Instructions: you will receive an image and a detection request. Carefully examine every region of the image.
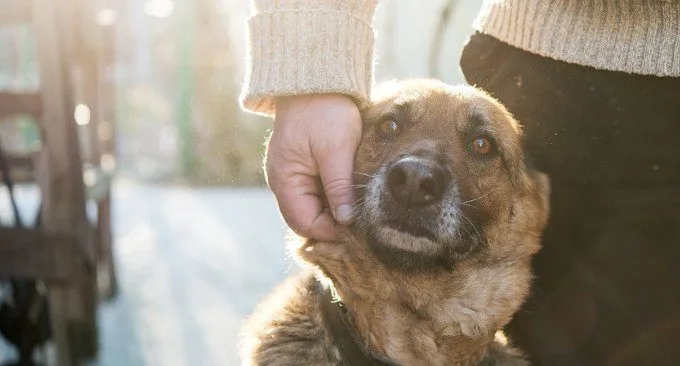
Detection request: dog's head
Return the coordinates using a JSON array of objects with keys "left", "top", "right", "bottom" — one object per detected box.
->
[
  {"left": 349, "top": 80, "right": 549, "bottom": 271},
  {"left": 295, "top": 79, "right": 550, "bottom": 285}
]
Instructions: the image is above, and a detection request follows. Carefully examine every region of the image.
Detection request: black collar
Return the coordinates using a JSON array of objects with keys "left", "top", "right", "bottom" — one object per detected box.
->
[{"left": 318, "top": 282, "right": 401, "bottom": 366}]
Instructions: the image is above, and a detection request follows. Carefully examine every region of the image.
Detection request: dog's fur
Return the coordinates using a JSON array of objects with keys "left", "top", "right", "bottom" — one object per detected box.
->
[{"left": 241, "top": 80, "right": 551, "bottom": 366}]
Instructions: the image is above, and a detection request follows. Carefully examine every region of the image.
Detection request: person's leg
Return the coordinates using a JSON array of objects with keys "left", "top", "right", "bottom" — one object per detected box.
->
[{"left": 460, "top": 33, "right": 680, "bottom": 366}]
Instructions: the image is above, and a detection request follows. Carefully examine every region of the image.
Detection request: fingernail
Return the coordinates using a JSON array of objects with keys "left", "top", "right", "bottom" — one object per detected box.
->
[{"left": 335, "top": 204, "right": 354, "bottom": 224}]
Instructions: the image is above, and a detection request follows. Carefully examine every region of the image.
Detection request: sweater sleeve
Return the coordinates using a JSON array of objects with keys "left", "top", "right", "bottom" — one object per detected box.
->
[{"left": 240, "top": 0, "right": 379, "bottom": 116}]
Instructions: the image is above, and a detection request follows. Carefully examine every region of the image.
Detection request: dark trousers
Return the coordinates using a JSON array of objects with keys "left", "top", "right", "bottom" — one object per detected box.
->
[{"left": 460, "top": 33, "right": 680, "bottom": 366}]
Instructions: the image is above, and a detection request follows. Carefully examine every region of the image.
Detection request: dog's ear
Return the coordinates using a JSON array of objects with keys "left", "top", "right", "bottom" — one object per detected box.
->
[
  {"left": 504, "top": 169, "right": 550, "bottom": 257},
  {"left": 533, "top": 171, "right": 550, "bottom": 218},
  {"left": 524, "top": 170, "right": 551, "bottom": 233},
  {"left": 478, "top": 97, "right": 533, "bottom": 192}
]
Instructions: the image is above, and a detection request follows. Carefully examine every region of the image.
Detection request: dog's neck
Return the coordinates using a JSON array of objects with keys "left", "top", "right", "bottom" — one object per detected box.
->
[{"left": 297, "top": 232, "right": 534, "bottom": 366}]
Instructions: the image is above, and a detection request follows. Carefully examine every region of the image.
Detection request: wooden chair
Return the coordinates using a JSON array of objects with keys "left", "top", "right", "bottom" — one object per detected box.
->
[{"left": 0, "top": 0, "right": 117, "bottom": 364}]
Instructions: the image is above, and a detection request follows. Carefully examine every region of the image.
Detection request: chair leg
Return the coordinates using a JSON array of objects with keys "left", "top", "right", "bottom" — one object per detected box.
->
[{"left": 97, "top": 194, "right": 118, "bottom": 301}]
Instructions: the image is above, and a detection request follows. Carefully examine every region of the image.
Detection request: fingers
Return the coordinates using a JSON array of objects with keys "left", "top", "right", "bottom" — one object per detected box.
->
[
  {"left": 311, "top": 96, "right": 362, "bottom": 225},
  {"left": 319, "top": 143, "right": 358, "bottom": 225},
  {"left": 268, "top": 170, "right": 339, "bottom": 241},
  {"left": 268, "top": 93, "right": 362, "bottom": 241}
]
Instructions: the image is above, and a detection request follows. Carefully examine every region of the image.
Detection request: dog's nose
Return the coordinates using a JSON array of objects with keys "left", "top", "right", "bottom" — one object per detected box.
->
[{"left": 387, "top": 158, "right": 446, "bottom": 207}]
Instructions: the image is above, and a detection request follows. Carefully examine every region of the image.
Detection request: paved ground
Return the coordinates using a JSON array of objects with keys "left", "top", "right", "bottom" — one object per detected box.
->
[{"left": 1, "top": 181, "right": 290, "bottom": 366}]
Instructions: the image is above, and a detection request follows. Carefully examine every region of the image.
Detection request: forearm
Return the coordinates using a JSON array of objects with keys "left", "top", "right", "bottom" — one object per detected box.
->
[{"left": 241, "top": 0, "right": 379, "bottom": 116}]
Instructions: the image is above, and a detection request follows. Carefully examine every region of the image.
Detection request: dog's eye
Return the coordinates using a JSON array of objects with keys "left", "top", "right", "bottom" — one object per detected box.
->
[
  {"left": 468, "top": 136, "right": 496, "bottom": 156},
  {"left": 376, "top": 120, "right": 400, "bottom": 137}
]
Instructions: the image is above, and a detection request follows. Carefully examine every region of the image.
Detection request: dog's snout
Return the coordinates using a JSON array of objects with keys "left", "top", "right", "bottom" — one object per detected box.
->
[{"left": 387, "top": 158, "right": 446, "bottom": 207}]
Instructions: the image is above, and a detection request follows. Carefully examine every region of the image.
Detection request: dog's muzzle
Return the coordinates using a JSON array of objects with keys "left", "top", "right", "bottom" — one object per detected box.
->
[
  {"left": 360, "top": 152, "right": 456, "bottom": 241},
  {"left": 358, "top": 152, "right": 485, "bottom": 269}
]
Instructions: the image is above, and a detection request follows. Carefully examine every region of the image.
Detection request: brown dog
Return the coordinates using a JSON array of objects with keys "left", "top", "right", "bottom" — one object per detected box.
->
[{"left": 241, "top": 80, "right": 550, "bottom": 366}]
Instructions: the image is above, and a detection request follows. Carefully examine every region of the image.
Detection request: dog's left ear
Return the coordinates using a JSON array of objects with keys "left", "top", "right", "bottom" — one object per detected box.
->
[
  {"left": 506, "top": 170, "right": 550, "bottom": 257},
  {"left": 533, "top": 171, "right": 550, "bottom": 210},
  {"left": 527, "top": 170, "right": 551, "bottom": 231}
]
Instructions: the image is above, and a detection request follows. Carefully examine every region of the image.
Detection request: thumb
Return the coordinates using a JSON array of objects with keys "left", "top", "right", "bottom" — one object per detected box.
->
[{"left": 319, "top": 145, "right": 357, "bottom": 225}]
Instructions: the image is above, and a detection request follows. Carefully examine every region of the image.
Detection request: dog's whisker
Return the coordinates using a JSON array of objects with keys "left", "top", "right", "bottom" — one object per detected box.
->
[
  {"left": 461, "top": 189, "right": 500, "bottom": 205},
  {"left": 351, "top": 208, "right": 363, "bottom": 214},
  {"left": 349, "top": 201, "right": 366, "bottom": 215},
  {"left": 461, "top": 214, "right": 482, "bottom": 240},
  {"left": 455, "top": 226, "right": 463, "bottom": 241},
  {"left": 459, "top": 220, "right": 474, "bottom": 239},
  {"left": 353, "top": 172, "right": 376, "bottom": 178},
  {"left": 352, "top": 197, "right": 366, "bottom": 204},
  {"left": 460, "top": 202, "right": 479, "bottom": 210}
]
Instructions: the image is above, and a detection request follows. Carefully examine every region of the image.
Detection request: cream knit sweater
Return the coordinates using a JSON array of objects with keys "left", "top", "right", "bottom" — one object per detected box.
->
[{"left": 242, "top": 0, "right": 680, "bottom": 115}]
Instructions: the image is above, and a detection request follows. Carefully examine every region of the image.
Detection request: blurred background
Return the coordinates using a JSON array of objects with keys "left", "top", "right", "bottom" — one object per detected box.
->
[{"left": 0, "top": 0, "right": 481, "bottom": 365}]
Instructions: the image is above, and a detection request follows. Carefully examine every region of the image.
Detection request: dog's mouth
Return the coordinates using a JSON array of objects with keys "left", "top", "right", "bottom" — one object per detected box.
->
[{"left": 384, "top": 219, "right": 437, "bottom": 241}]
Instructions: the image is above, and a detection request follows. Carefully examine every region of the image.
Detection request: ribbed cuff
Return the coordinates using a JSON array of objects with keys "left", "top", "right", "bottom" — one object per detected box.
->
[
  {"left": 241, "top": 9, "right": 375, "bottom": 116},
  {"left": 474, "top": 0, "right": 680, "bottom": 77}
]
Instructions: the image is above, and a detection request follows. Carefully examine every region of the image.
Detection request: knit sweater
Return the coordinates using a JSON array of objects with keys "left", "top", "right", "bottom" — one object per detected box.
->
[{"left": 241, "top": 0, "right": 680, "bottom": 115}]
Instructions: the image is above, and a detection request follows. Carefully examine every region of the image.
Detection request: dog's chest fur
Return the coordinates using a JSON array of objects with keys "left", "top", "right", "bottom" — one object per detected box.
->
[
  {"left": 241, "top": 273, "right": 345, "bottom": 366},
  {"left": 241, "top": 234, "right": 534, "bottom": 366}
]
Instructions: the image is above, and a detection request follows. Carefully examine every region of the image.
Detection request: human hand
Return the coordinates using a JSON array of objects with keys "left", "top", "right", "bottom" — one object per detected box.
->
[{"left": 266, "top": 94, "right": 362, "bottom": 241}]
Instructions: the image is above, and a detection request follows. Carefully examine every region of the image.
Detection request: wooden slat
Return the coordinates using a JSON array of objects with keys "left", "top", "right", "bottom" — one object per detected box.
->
[
  {"left": 96, "top": 192, "right": 117, "bottom": 300},
  {"left": 0, "top": 150, "right": 39, "bottom": 181},
  {"left": 0, "top": 148, "right": 112, "bottom": 200},
  {"left": 6, "top": 152, "right": 34, "bottom": 168},
  {"left": 0, "top": 92, "right": 42, "bottom": 118},
  {"left": 33, "top": 0, "right": 87, "bottom": 363},
  {"left": 0, "top": 152, "right": 34, "bottom": 173},
  {"left": 0, "top": 163, "right": 112, "bottom": 200},
  {"left": 0, "top": 228, "right": 85, "bottom": 281},
  {"left": 0, "top": 0, "right": 32, "bottom": 23}
]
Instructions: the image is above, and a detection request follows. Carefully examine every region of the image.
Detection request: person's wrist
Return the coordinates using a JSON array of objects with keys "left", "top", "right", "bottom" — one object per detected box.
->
[{"left": 275, "top": 94, "right": 357, "bottom": 122}]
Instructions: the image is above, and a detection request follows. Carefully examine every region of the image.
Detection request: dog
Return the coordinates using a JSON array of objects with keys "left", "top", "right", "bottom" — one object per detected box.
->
[{"left": 241, "top": 80, "right": 551, "bottom": 366}]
